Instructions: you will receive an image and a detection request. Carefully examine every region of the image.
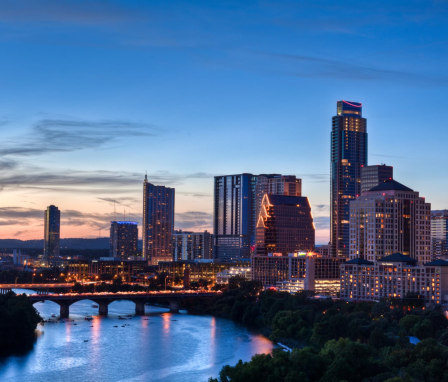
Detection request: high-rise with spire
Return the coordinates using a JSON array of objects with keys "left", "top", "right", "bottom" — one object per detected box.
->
[
  {"left": 330, "top": 100, "right": 367, "bottom": 257},
  {"left": 142, "top": 175, "right": 175, "bottom": 265}
]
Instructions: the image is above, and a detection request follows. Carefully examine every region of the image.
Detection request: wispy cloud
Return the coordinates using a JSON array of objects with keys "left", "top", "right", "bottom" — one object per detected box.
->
[
  {"left": 301, "top": 173, "right": 329, "bottom": 183},
  {"left": 258, "top": 51, "right": 448, "bottom": 85},
  {"left": 0, "top": 207, "right": 118, "bottom": 232},
  {"left": 370, "top": 153, "right": 406, "bottom": 159},
  {"left": 175, "top": 211, "right": 213, "bottom": 231},
  {"left": 0, "top": 1, "right": 144, "bottom": 25},
  {"left": 314, "top": 216, "right": 330, "bottom": 230},
  {"left": 0, "top": 118, "right": 159, "bottom": 157}
]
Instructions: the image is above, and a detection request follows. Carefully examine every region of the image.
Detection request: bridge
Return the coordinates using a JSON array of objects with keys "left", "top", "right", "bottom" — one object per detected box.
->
[
  {"left": 0, "top": 283, "right": 74, "bottom": 291},
  {"left": 27, "top": 291, "right": 219, "bottom": 318}
]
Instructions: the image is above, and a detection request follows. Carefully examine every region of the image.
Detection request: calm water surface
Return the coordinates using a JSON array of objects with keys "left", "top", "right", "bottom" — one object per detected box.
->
[{"left": 0, "top": 290, "right": 273, "bottom": 382}]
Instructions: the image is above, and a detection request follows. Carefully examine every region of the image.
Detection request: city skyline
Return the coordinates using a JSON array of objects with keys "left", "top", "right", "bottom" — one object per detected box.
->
[{"left": 0, "top": 1, "right": 447, "bottom": 243}]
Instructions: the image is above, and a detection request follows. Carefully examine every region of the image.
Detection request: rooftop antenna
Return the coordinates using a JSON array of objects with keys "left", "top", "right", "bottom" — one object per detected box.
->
[
  {"left": 123, "top": 209, "right": 126, "bottom": 221},
  {"left": 113, "top": 200, "right": 117, "bottom": 221},
  {"left": 145, "top": 170, "right": 148, "bottom": 181}
]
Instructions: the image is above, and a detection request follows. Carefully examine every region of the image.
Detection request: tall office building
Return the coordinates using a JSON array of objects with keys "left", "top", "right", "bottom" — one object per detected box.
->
[
  {"left": 349, "top": 179, "right": 431, "bottom": 264},
  {"left": 110, "top": 221, "right": 138, "bottom": 260},
  {"left": 256, "top": 194, "right": 315, "bottom": 255},
  {"left": 330, "top": 100, "right": 367, "bottom": 257},
  {"left": 214, "top": 174, "right": 258, "bottom": 262},
  {"left": 431, "top": 210, "right": 448, "bottom": 259},
  {"left": 142, "top": 175, "right": 175, "bottom": 265},
  {"left": 361, "top": 164, "right": 393, "bottom": 193},
  {"left": 44, "top": 205, "right": 60, "bottom": 266},
  {"left": 173, "top": 230, "right": 213, "bottom": 261},
  {"left": 214, "top": 173, "right": 302, "bottom": 262},
  {"left": 255, "top": 174, "right": 301, "bottom": 225}
]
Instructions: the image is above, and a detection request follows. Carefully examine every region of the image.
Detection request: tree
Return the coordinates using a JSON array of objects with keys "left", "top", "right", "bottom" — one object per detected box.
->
[{"left": 0, "top": 292, "right": 42, "bottom": 356}]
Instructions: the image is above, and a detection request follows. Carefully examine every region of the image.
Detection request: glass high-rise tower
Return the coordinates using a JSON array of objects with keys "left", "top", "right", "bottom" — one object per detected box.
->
[
  {"left": 214, "top": 174, "right": 258, "bottom": 262},
  {"left": 330, "top": 100, "right": 367, "bottom": 257},
  {"left": 44, "top": 205, "right": 60, "bottom": 266},
  {"left": 142, "top": 175, "right": 175, "bottom": 265}
]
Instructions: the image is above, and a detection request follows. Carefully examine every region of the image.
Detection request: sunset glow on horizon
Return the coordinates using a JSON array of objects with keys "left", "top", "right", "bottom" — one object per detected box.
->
[{"left": 0, "top": 1, "right": 447, "bottom": 244}]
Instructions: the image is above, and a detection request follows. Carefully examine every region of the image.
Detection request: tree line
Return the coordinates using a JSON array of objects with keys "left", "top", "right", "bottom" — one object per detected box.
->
[
  {"left": 0, "top": 292, "right": 42, "bottom": 357},
  {"left": 203, "top": 278, "right": 448, "bottom": 382}
]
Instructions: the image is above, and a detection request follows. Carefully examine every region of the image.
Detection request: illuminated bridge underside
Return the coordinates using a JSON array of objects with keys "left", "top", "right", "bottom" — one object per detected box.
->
[{"left": 28, "top": 292, "right": 217, "bottom": 319}]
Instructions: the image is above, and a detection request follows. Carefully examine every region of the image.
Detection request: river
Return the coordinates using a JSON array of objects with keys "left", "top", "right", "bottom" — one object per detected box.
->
[{"left": 0, "top": 290, "right": 273, "bottom": 382}]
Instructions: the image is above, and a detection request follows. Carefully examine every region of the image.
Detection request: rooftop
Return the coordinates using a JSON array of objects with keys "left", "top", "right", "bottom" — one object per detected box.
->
[
  {"left": 268, "top": 195, "right": 309, "bottom": 206},
  {"left": 424, "top": 259, "right": 448, "bottom": 267},
  {"left": 368, "top": 179, "right": 413, "bottom": 192},
  {"left": 378, "top": 253, "right": 416, "bottom": 265},
  {"left": 345, "top": 258, "right": 374, "bottom": 265}
]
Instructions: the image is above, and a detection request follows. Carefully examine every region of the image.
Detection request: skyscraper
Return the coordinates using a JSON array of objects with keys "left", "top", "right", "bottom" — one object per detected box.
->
[
  {"left": 255, "top": 174, "right": 302, "bottom": 225},
  {"left": 431, "top": 210, "right": 448, "bottom": 259},
  {"left": 142, "top": 176, "right": 175, "bottom": 265},
  {"left": 110, "top": 221, "right": 138, "bottom": 260},
  {"left": 256, "top": 194, "right": 315, "bottom": 255},
  {"left": 214, "top": 174, "right": 258, "bottom": 262},
  {"left": 349, "top": 179, "right": 431, "bottom": 264},
  {"left": 330, "top": 100, "right": 367, "bottom": 257},
  {"left": 214, "top": 173, "right": 304, "bottom": 262},
  {"left": 360, "top": 164, "right": 393, "bottom": 194},
  {"left": 44, "top": 205, "right": 60, "bottom": 266}
]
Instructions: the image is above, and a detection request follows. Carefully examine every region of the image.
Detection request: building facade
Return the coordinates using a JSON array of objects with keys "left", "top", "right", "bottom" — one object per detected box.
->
[
  {"left": 110, "top": 221, "right": 138, "bottom": 260},
  {"left": 142, "top": 175, "right": 175, "bottom": 265},
  {"left": 361, "top": 164, "right": 393, "bottom": 194},
  {"left": 251, "top": 253, "right": 343, "bottom": 295},
  {"left": 340, "top": 254, "right": 448, "bottom": 304},
  {"left": 256, "top": 194, "right": 315, "bottom": 255},
  {"left": 158, "top": 260, "right": 249, "bottom": 286},
  {"left": 255, "top": 174, "right": 302, "bottom": 221},
  {"left": 214, "top": 174, "right": 258, "bottom": 262},
  {"left": 431, "top": 210, "right": 448, "bottom": 259},
  {"left": 173, "top": 230, "right": 213, "bottom": 261},
  {"left": 44, "top": 205, "right": 60, "bottom": 266},
  {"left": 68, "top": 260, "right": 147, "bottom": 282},
  {"left": 349, "top": 179, "right": 431, "bottom": 264},
  {"left": 330, "top": 100, "right": 367, "bottom": 257},
  {"left": 214, "top": 173, "right": 303, "bottom": 262}
]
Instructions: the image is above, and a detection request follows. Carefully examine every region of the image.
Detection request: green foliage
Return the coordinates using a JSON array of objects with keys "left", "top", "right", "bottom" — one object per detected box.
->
[
  {"left": 208, "top": 289, "right": 448, "bottom": 382},
  {"left": 0, "top": 292, "right": 42, "bottom": 356},
  {"left": 270, "top": 310, "right": 310, "bottom": 343}
]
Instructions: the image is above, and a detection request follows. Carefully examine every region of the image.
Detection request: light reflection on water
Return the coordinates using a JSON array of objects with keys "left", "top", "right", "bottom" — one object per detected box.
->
[{"left": 0, "top": 290, "right": 273, "bottom": 382}]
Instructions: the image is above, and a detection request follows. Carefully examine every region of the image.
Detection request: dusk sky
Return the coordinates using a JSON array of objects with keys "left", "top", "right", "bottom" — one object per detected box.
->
[{"left": 0, "top": 0, "right": 447, "bottom": 243}]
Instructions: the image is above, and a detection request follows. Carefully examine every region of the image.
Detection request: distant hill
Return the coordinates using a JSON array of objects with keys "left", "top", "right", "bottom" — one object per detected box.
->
[{"left": 0, "top": 238, "right": 109, "bottom": 250}]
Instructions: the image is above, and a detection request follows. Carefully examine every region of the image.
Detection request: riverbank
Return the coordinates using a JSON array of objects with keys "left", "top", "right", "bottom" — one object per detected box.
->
[
  {"left": 0, "top": 299, "right": 273, "bottom": 382},
  {"left": 0, "top": 292, "right": 42, "bottom": 357},
  {"left": 201, "top": 285, "right": 448, "bottom": 381}
]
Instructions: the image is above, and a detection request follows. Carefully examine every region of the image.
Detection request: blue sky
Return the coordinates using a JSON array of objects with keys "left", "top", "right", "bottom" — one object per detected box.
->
[{"left": 0, "top": 0, "right": 447, "bottom": 242}]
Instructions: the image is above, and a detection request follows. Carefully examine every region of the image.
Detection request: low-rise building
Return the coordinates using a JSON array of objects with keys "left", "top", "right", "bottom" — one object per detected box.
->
[
  {"left": 67, "top": 260, "right": 147, "bottom": 282},
  {"left": 340, "top": 253, "right": 448, "bottom": 304},
  {"left": 215, "top": 266, "right": 251, "bottom": 284},
  {"left": 158, "top": 260, "right": 250, "bottom": 286},
  {"left": 251, "top": 253, "right": 344, "bottom": 296},
  {"left": 173, "top": 230, "right": 213, "bottom": 261}
]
